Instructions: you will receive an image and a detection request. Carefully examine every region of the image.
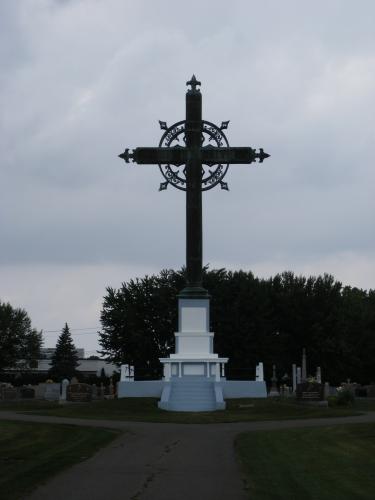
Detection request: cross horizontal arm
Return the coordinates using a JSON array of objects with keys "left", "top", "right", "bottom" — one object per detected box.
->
[
  {"left": 119, "top": 147, "right": 187, "bottom": 165},
  {"left": 119, "top": 146, "right": 270, "bottom": 166},
  {"left": 201, "top": 147, "right": 269, "bottom": 165}
]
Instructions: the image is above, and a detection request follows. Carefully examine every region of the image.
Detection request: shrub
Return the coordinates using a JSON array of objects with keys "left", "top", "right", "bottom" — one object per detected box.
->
[
  {"left": 336, "top": 387, "right": 355, "bottom": 406},
  {"left": 327, "top": 396, "right": 338, "bottom": 407}
]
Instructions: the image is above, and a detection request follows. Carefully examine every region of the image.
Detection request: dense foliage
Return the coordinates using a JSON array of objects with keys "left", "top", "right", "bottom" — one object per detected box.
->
[
  {"left": 0, "top": 301, "right": 42, "bottom": 372},
  {"left": 49, "top": 323, "right": 79, "bottom": 381},
  {"left": 99, "top": 269, "right": 375, "bottom": 384}
]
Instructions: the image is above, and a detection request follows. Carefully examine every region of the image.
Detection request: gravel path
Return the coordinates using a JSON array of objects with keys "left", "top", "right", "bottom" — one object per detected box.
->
[{"left": 1, "top": 411, "right": 375, "bottom": 500}]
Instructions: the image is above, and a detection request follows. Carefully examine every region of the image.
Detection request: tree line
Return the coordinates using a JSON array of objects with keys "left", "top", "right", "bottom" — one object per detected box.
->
[
  {"left": 99, "top": 268, "right": 375, "bottom": 385},
  {"left": 2, "top": 269, "right": 374, "bottom": 386},
  {"left": 0, "top": 301, "right": 42, "bottom": 372},
  {"left": 0, "top": 302, "right": 79, "bottom": 381}
]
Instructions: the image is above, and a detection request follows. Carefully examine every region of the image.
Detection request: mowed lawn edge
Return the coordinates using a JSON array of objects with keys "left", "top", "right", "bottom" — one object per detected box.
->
[
  {"left": 235, "top": 423, "right": 375, "bottom": 500},
  {"left": 0, "top": 397, "right": 368, "bottom": 423},
  {"left": 0, "top": 420, "right": 121, "bottom": 500}
]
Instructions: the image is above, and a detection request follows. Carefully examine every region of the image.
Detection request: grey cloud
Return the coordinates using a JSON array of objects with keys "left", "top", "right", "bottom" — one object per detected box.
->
[{"left": 1, "top": 1, "right": 374, "bottom": 345}]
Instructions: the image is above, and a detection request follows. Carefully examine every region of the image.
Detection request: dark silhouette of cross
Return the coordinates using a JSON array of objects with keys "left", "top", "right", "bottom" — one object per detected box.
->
[{"left": 119, "top": 76, "right": 269, "bottom": 298}]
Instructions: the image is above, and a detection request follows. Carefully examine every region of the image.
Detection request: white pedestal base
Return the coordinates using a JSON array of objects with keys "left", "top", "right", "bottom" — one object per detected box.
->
[{"left": 159, "top": 297, "right": 228, "bottom": 411}]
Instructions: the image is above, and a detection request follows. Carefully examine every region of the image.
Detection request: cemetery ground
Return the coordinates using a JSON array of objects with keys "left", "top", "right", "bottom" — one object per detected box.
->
[
  {"left": 236, "top": 423, "right": 375, "bottom": 500},
  {"left": 0, "top": 420, "right": 120, "bottom": 500},
  {"left": 1, "top": 399, "right": 375, "bottom": 499},
  {"left": 1, "top": 396, "right": 375, "bottom": 423}
]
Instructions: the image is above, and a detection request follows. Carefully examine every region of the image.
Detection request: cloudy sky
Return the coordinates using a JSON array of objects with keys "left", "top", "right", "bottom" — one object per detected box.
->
[{"left": 1, "top": 0, "right": 374, "bottom": 355}]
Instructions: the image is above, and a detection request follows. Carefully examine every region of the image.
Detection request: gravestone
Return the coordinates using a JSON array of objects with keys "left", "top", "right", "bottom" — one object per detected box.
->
[
  {"left": 60, "top": 379, "right": 69, "bottom": 401},
  {"left": 34, "top": 383, "right": 48, "bottom": 399},
  {"left": 296, "top": 381, "right": 323, "bottom": 401},
  {"left": 269, "top": 365, "right": 280, "bottom": 397},
  {"left": 104, "top": 379, "right": 115, "bottom": 400},
  {"left": 255, "top": 362, "right": 264, "bottom": 381},
  {"left": 292, "top": 364, "right": 297, "bottom": 393},
  {"left": 91, "top": 384, "right": 98, "bottom": 399},
  {"left": 120, "top": 364, "right": 135, "bottom": 382},
  {"left": 323, "top": 381, "right": 330, "bottom": 399},
  {"left": 2, "top": 386, "right": 17, "bottom": 400},
  {"left": 99, "top": 382, "right": 105, "bottom": 399},
  {"left": 0, "top": 383, "right": 6, "bottom": 399},
  {"left": 45, "top": 383, "right": 60, "bottom": 400},
  {"left": 296, "top": 366, "right": 301, "bottom": 384},
  {"left": 20, "top": 386, "right": 35, "bottom": 399},
  {"left": 301, "top": 348, "right": 307, "bottom": 382},
  {"left": 67, "top": 383, "right": 92, "bottom": 402}
]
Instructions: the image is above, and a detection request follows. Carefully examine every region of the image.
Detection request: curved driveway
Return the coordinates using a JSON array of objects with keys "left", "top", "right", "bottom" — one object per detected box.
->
[{"left": 1, "top": 411, "right": 375, "bottom": 500}]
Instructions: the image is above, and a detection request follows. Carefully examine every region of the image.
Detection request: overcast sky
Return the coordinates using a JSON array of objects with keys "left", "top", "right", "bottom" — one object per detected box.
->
[{"left": 1, "top": 0, "right": 374, "bottom": 355}]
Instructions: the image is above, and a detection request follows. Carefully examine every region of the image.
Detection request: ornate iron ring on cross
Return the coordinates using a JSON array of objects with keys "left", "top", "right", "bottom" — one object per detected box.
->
[{"left": 157, "top": 119, "right": 230, "bottom": 192}]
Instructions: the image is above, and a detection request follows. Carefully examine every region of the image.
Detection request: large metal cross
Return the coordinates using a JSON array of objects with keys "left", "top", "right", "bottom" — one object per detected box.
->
[{"left": 119, "top": 75, "right": 270, "bottom": 298}]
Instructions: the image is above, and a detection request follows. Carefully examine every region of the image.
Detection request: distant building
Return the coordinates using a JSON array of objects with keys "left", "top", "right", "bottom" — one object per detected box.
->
[
  {"left": 5, "top": 350, "right": 118, "bottom": 378},
  {"left": 35, "top": 358, "right": 117, "bottom": 377},
  {"left": 40, "top": 347, "right": 85, "bottom": 359}
]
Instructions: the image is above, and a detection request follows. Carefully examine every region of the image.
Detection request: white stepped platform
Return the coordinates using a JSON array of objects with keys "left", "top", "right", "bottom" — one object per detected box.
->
[
  {"left": 158, "top": 377, "right": 225, "bottom": 412},
  {"left": 158, "top": 297, "right": 228, "bottom": 411}
]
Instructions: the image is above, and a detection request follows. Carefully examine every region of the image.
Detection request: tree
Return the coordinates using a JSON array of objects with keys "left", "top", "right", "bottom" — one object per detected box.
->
[
  {"left": 0, "top": 300, "right": 42, "bottom": 372},
  {"left": 99, "top": 268, "right": 375, "bottom": 384},
  {"left": 99, "top": 269, "right": 184, "bottom": 378},
  {"left": 49, "top": 323, "right": 79, "bottom": 381}
]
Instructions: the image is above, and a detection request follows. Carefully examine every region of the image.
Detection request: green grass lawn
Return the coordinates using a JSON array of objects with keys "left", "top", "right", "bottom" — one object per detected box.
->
[
  {"left": 235, "top": 423, "right": 375, "bottom": 500},
  {"left": 0, "top": 420, "right": 121, "bottom": 500},
  {"left": 0, "top": 397, "right": 366, "bottom": 423}
]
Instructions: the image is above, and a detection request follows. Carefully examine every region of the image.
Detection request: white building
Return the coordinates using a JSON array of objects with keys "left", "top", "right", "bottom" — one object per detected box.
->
[
  {"left": 36, "top": 358, "right": 118, "bottom": 377},
  {"left": 40, "top": 347, "right": 85, "bottom": 359}
]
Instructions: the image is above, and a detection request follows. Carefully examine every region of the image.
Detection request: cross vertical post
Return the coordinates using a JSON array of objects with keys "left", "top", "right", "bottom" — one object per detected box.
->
[{"left": 182, "top": 76, "right": 207, "bottom": 297}]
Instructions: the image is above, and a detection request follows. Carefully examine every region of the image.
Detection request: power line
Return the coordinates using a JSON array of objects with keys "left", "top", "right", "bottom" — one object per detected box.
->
[
  {"left": 43, "top": 331, "right": 101, "bottom": 336},
  {"left": 43, "top": 327, "right": 100, "bottom": 333}
]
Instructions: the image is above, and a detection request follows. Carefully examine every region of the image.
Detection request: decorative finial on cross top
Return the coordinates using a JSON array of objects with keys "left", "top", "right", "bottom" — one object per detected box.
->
[{"left": 186, "top": 74, "right": 201, "bottom": 92}]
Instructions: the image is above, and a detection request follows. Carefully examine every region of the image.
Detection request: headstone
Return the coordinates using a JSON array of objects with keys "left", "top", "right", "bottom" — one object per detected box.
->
[
  {"left": 280, "top": 385, "right": 292, "bottom": 397},
  {"left": 20, "top": 386, "right": 35, "bottom": 399},
  {"left": 296, "top": 381, "right": 323, "bottom": 401},
  {"left": 120, "top": 364, "right": 135, "bottom": 382},
  {"left": 316, "top": 366, "right": 322, "bottom": 384},
  {"left": 60, "top": 379, "right": 69, "bottom": 400},
  {"left": 301, "top": 348, "right": 307, "bottom": 382},
  {"left": 2, "top": 386, "right": 17, "bottom": 400},
  {"left": 67, "top": 383, "right": 92, "bottom": 402},
  {"left": 109, "top": 378, "right": 114, "bottom": 395},
  {"left": 91, "top": 384, "right": 98, "bottom": 399},
  {"left": 100, "top": 382, "right": 105, "bottom": 399},
  {"left": 292, "top": 364, "right": 297, "bottom": 392},
  {"left": 45, "top": 383, "right": 61, "bottom": 401},
  {"left": 269, "top": 364, "right": 280, "bottom": 397},
  {"left": 104, "top": 378, "right": 115, "bottom": 399},
  {"left": 296, "top": 366, "right": 301, "bottom": 384},
  {"left": 255, "top": 362, "right": 264, "bottom": 381},
  {"left": 323, "top": 381, "right": 330, "bottom": 399},
  {"left": 33, "top": 383, "right": 47, "bottom": 399}
]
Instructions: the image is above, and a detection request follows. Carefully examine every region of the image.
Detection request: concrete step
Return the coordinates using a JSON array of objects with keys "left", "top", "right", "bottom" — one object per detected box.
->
[{"left": 167, "top": 377, "right": 217, "bottom": 411}]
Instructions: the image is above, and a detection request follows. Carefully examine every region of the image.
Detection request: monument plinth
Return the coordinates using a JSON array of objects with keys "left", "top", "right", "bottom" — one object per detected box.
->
[
  {"left": 159, "top": 297, "right": 228, "bottom": 382},
  {"left": 118, "top": 76, "right": 269, "bottom": 410}
]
